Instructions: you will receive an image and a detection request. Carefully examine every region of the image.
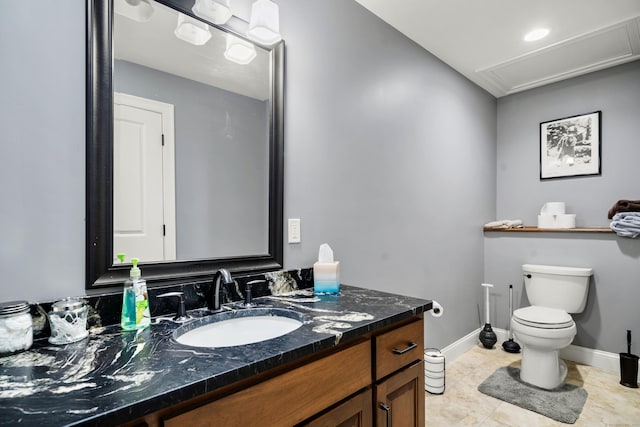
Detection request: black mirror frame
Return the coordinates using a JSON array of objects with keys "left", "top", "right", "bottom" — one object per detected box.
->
[{"left": 86, "top": 0, "right": 284, "bottom": 288}]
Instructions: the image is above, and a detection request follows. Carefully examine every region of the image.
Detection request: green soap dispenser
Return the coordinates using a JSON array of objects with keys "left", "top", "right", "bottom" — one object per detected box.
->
[{"left": 121, "top": 257, "right": 151, "bottom": 331}]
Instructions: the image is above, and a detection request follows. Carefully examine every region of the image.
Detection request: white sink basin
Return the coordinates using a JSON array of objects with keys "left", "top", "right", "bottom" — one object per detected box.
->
[{"left": 174, "top": 308, "right": 304, "bottom": 348}]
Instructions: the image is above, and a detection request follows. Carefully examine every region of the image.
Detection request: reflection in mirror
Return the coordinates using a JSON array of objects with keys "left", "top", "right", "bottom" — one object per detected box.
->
[
  {"left": 113, "top": 0, "right": 269, "bottom": 263},
  {"left": 86, "top": 0, "right": 283, "bottom": 288}
]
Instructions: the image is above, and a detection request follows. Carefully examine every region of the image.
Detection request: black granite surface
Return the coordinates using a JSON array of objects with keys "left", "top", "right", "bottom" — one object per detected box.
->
[{"left": 0, "top": 277, "right": 430, "bottom": 426}]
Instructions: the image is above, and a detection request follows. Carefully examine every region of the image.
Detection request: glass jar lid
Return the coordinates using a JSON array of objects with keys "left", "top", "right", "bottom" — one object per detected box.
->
[
  {"left": 0, "top": 300, "right": 30, "bottom": 316},
  {"left": 51, "top": 297, "right": 85, "bottom": 312}
]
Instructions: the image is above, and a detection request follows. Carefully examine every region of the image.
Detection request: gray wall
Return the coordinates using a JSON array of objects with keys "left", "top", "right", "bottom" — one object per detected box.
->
[
  {"left": 486, "top": 60, "right": 640, "bottom": 354},
  {"left": 0, "top": 0, "right": 85, "bottom": 302},
  {"left": 114, "top": 60, "right": 269, "bottom": 259},
  {"left": 279, "top": 0, "right": 497, "bottom": 349},
  {"left": 1, "top": 0, "right": 497, "bottom": 350}
]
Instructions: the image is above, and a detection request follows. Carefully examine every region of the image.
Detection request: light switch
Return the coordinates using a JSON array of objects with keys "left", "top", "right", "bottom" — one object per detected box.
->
[{"left": 288, "top": 218, "right": 301, "bottom": 243}]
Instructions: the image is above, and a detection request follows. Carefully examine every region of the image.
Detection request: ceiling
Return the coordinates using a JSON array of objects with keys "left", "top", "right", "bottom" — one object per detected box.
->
[
  {"left": 114, "top": 0, "right": 270, "bottom": 100},
  {"left": 354, "top": 0, "right": 640, "bottom": 97}
]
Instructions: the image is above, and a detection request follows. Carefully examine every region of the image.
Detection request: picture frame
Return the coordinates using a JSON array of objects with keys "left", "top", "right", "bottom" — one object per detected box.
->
[{"left": 540, "top": 111, "right": 601, "bottom": 180}]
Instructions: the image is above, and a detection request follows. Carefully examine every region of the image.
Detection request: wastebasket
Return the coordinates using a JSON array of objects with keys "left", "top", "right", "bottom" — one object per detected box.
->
[{"left": 424, "top": 348, "right": 445, "bottom": 394}]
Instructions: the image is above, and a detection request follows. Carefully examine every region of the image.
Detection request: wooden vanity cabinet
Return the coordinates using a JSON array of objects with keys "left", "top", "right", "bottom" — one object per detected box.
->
[
  {"left": 125, "top": 316, "right": 425, "bottom": 427},
  {"left": 163, "top": 341, "right": 371, "bottom": 427}
]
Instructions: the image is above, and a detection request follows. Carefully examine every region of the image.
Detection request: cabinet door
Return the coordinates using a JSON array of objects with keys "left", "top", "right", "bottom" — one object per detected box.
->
[
  {"left": 375, "top": 361, "right": 425, "bottom": 427},
  {"left": 303, "top": 388, "right": 372, "bottom": 427}
]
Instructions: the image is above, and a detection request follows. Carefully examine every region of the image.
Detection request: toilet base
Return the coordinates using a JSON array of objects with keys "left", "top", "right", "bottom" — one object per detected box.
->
[{"left": 520, "top": 347, "right": 568, "bottom": 389}]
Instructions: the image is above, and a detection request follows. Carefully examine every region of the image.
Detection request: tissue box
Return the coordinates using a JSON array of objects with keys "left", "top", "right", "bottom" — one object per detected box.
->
[{"left": 313, "top": 261, "right": 340, "bottom": 294}]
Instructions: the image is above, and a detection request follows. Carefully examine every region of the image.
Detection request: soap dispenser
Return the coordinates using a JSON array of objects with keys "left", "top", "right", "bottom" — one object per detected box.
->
[{"left": 121, "top": 257, "right": 151, "bottom": 331}]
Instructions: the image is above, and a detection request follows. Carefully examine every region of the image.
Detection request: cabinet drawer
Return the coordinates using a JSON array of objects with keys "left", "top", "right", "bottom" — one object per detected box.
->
[
  {"left": 375, "top": 318, "right": 424, "bottom": 380},
  {"left": 163, "top": 340, "right": 371, "bottom": 427}
]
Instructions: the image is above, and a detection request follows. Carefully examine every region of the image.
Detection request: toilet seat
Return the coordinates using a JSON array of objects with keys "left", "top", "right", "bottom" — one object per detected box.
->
[{"left": 513, "top": 306, "right": 573, "bottom": 329}]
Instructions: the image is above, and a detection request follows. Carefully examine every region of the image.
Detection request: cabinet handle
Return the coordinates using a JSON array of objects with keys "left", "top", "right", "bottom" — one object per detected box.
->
[
  {"left": 379, "top": 402, "right": 391, "bottom": 427},
  {"left": 392, "top": 341, "right": 417, "bottom": 355}
]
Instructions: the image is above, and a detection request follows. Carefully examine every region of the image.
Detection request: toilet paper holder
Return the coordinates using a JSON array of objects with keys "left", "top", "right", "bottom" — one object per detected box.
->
[{"left": 430, "top": 300, "right": 444, "bottom": 318}]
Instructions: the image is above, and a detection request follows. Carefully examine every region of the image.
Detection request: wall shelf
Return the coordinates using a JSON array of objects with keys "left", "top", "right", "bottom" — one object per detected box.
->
[{"left": 483, "top": 226, "right": 613, "bottom": 233}]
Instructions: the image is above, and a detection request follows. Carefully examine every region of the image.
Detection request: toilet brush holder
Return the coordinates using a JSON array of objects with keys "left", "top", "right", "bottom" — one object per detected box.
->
[
  {"left": 620, "top": 329, "right": 638, "bottom": 388},
  {"left": 620, "top": 353, "right": 639, "bottom": 388}
]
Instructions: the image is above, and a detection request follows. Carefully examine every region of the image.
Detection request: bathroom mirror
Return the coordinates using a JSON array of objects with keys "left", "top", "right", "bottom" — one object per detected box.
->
[{"left": 87, "top": 0, "right": 284, "bottom": 288}]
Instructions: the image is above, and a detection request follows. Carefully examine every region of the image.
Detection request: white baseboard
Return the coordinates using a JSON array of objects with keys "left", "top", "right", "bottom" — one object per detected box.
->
[
  {"left": 438, "top": 328, "right": 481, "bottom": 361},
  {"left": 438, "top": 327, "right": 508, "bottom": 362},
  {"left": 560, "top": 344, "right": 622, "bottom": 373},
  {"left": 437, "top": 327, "right": 624, "bottom": 373}
]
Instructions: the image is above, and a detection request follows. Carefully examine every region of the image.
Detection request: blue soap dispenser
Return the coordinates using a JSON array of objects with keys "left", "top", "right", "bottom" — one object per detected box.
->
[{"left": 121, "top": 257, "right": 151, "bottom": 331}]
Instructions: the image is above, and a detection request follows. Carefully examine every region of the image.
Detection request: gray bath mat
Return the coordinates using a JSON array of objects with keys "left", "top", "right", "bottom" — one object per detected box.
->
[{"left": 478, "top": 366, "right": 588, "bottom": 424}]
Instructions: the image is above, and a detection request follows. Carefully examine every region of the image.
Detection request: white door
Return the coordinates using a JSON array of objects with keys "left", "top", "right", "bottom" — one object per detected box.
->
[{"left": 114, "top": 93, "right": 176, "bottom": 262}]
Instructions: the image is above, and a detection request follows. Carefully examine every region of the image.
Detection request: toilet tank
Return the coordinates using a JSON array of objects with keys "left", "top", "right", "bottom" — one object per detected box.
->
[{"left": 522, "top": 264, "right": 592, "bottom": 313}]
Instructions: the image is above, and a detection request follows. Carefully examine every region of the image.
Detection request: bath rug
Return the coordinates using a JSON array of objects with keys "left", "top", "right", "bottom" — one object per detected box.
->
[{"left": 477, "top": 366, "right": 588, "bottom": 424}]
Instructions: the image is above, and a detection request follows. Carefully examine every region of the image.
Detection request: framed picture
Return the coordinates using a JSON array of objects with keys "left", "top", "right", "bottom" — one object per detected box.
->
[{"left": 540, "top": 111, "right": 601, "bottom": 180}]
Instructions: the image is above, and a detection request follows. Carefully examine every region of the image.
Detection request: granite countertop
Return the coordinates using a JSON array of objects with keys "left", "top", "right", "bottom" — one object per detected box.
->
[{"left": 0, "top": 285, "right": 431, "bottom": 426}]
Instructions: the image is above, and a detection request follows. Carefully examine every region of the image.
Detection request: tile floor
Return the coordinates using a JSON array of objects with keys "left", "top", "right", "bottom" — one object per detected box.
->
[{"left": 425, "top": 344, "right": 640, "bottom": 426}]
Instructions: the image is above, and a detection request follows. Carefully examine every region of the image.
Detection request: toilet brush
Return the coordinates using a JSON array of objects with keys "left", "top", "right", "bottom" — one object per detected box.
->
[
  {"left": 502, "top": 284, "right": 521, "bottom": 353},
  {"left": 479, "top": 283, "right": 497, "bottom": 349},
  {"left": 620, "top": 330, "right": 639, "bottom": 388}
]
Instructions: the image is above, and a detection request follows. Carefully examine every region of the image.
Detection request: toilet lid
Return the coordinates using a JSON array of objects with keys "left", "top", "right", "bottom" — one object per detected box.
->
[{"left": 513, "top": 306, "right": 574, "bottom": 329}]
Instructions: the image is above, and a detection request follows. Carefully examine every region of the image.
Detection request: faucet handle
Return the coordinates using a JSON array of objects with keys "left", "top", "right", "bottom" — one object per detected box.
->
[
  {"left": 242, "top": 283, "right": 254, "bottom": 308},
  {"left": 157, "top": 291, "right": 191, "bottom": 322}
]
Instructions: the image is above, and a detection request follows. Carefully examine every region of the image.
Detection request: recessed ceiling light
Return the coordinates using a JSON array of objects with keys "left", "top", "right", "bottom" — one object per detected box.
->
[{"left": 524, "top": 28, "right": 550, "bottom": 42}]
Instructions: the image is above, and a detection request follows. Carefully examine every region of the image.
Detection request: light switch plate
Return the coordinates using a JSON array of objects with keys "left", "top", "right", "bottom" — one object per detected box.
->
[{"left": 288, "top": 218, "right": 301, "bottom": 243}]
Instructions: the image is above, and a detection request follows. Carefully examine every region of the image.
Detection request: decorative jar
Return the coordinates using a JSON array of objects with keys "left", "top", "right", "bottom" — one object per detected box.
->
[
  {"left": 0, "top": 301, "right": 33, "bottom": 355},
  {"left": 48, "top": 297, "right": 89, "bottom": 345}
]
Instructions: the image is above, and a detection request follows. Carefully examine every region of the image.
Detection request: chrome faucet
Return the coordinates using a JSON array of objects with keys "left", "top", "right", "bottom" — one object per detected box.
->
[{"left": 211, "top": 268, "right": 233, "bottom": 311}]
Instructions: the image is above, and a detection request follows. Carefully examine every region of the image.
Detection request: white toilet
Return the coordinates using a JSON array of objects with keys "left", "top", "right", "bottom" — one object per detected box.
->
[{"left": 511, "top": 264, "right": 592, "bottom": 389}]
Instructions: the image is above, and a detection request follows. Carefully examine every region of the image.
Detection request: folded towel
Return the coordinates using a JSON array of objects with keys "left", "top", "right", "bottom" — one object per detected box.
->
[
  {"left": 610, "top": 212, "right": 640, "bottom": 238},
  {"left": 608, "top": 199, "right": 640, "bottom": 219},
  {"left": 484, "top": 219, "right": 524, "bottom": 229}
]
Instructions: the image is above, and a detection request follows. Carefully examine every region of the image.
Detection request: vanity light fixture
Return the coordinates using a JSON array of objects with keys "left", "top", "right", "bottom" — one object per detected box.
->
[
  {"left": 192, "top": 0, "right": 232, "bottom": 25},
  {"left": 114, "top": 0, "right": 154, "bottom": 22},
  {"left": 524, "top": 28, "right": 550, "bottom": 42},
  {"left": 247, "top": 0, "right": 282, "bottom": 45},
  {"left": 174, "top": 13, "right": 212, "bottom": 45},
  {"left": 224, "top": 34, "right": 257, "bottom": 65}
]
